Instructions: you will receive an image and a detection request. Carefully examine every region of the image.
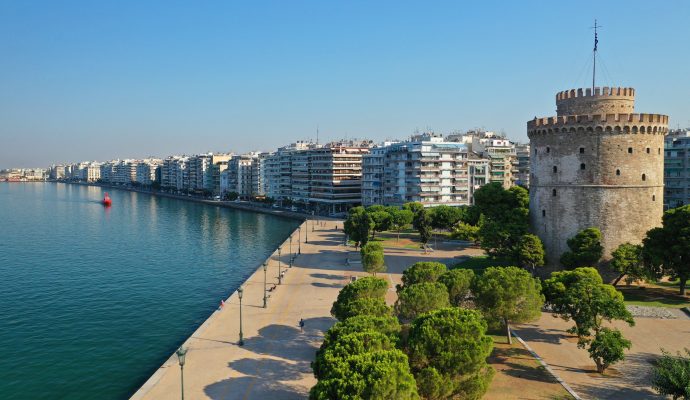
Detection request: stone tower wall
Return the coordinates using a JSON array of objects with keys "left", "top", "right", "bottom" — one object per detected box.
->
[
  {"left": 528, "top": 88, "right": 668, "bottom": 266},
  {"left": 556, "top": 87, "right": 635, "bottom": 115}
]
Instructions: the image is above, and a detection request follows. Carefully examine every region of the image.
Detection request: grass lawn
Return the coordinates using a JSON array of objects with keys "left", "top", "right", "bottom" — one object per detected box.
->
[
  {"left": 451, "top": 255, "right": 514, "bottom": 272},
  {"left": 618, "top": 284, "right": 690, "bottom": 309},
  {"left": 485, "top": 334, "right": 574, "bottom": 400}
]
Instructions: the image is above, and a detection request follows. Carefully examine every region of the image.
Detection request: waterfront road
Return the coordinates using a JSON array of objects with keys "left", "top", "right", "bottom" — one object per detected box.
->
[{"left": 132, "top": 219, "right": 481, "bottom": 400}]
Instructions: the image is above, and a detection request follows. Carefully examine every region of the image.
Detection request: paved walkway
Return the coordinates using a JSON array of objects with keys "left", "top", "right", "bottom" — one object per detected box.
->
[
  {"left": 131, "top": 220, "right": 477, "bottom": 400},
  {"left": 515, "top": 312, "right": 690, "bottom": 399}
]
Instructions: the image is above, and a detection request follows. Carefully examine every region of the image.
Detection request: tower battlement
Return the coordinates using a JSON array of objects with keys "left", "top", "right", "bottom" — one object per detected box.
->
[
  {"left": 556, "top": 87, "right": 635, "bottom": 116},
  {"left": 528, "top": 113, "right": 669, "bottom": 130}
]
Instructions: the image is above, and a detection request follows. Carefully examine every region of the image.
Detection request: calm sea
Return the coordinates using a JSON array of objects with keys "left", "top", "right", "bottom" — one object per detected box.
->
[{"left": 0, "top": 183, "right": 300, "bottom": 399}]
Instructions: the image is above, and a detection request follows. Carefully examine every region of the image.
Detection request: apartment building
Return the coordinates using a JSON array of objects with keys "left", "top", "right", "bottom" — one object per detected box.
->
[
  {"left": 664, "top": 129, "right": 690, "bottom": 209},
  {"left": 375, "top": 134, "right": 489, "bottom": 207}
]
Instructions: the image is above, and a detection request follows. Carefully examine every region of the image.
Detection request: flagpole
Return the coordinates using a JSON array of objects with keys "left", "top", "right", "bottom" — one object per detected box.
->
[{"left": 592, "top": 19, "right": 598, "bottom": 92}]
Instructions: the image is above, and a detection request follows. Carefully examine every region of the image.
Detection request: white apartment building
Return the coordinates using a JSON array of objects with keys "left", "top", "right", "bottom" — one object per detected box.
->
[{"left": 361, "top": 134, "right": 490, "bottom": 207}]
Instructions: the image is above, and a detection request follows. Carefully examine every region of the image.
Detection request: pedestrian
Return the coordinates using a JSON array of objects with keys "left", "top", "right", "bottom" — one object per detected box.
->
[
  {"left": 219, "top": 299, "right": 225, "bottom": 310},
  {"left": 299, "top": 318, "right": 305, "bottom": 332}
]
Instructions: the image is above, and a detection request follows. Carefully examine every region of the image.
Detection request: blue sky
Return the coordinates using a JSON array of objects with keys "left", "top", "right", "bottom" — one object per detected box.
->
[{"left": 1, "top": 1, "right": 688, "bottom": 168}]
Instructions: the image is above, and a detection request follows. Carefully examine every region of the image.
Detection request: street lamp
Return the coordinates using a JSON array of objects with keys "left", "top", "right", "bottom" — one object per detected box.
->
[
  {"left": 298, "top": 226, "right": 302, "bottom": 255},
  {"left": 277, "top": 247, "right": 282, "bottom": 285},
  {"left": 305, "top": 222, "right": 309, "bottom": 244},
  {"left": 289, "top": 234, "right": 293, "bottom": 258},
  {"left": 176, "top": 346, "right": 188, "bottom": 400},
  {"left": 237, "top": 287, "right": 244, "bottom": 346},
  {"left": 262, "top": 261, "right": 268, "bottom": 308}
]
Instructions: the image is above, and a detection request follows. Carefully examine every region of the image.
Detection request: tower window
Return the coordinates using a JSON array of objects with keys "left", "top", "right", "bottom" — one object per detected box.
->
[
  {"left": 628, "top": 147, "right": 633, "bottom": 154},
  {"left": 579, "top": 147, "right": 585, "bottom": 154},
  {"left": 552, "top": 189, "right": 557, "bottom": 197},
  {"left": 580, "top": 163, "right": 586, "bottom": 170},
  {"left": 534, "top": 148, "right": 538, "bottom": 155},
  {"left": 642, "top": 173, "right": 646, "bottom": 181},
  {"left": 546, "top": 147, "right": 550, "bottom": 153},
  {"left": 659, "top": 148, "right": 661, "bottom": 154},
  {"left": 646, "top": 147, "right": 650, "bottom": 154},
  {"left": 652, "top": 195, "right": 656, "bottom": 201},
  {"left": 542, "top": 209, "right": 546, "bottom": 217},
  {"left": 616, "top": 169, "right": 621, "bottom": 176},
  {"left": 553, "top": 166, "right": 558, "bottom": 173}
]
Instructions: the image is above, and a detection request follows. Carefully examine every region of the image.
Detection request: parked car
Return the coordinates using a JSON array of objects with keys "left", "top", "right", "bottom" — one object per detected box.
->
[
  {"left": 272, "top": 204, "right": 280, "bottom": 208},
  {"left": 290, "top": 206, "right": 298, "bottom": 212}
]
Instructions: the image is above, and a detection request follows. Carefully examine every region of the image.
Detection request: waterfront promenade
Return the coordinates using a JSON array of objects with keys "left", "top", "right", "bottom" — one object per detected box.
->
[{"left": 132, "top": 219, "right": 477, "bottom": 399}]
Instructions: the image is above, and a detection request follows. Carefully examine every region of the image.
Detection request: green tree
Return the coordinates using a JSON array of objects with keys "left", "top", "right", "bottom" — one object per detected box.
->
[
  {"left": 403, "top": 201, "right": 424, "bottom": 216},
  {"left": 313, "top": 330, "right": 396, "bottom": 379},
  {"left": 542, "top": 267, "right": 634, "bottom": 346},
  {"left": 309, "top": 349, "right": 419, "bottom": 400},
  {"left": 344, "top": 207, "right": 373, "bottom": 248},
  {"left": 560, "top": 227, "right": 604, "bottom": 269},
  {"left": 429, "top": 205, "right": 463, "bottom": 231},
  {"left": 652, "top": 348, "right": 690, "bottom": 399},
  {"left": 451, "top": 222, "right": 481, "bottom": 242},
  {"left": 516, "top": 234, "right": 546, "bottom": 274},
  {"left": 587, "top": 327, "right": 632, "bottom": 373},
  {"left": 333, "top": 297, "right": 392, "bottom": 321},
  {"left": 363, "top": 250, "right": 386, "bottom": 276},
  {"left": 413, "top": 208, "right": 433, "bottom": 247},
  {"left": 400, "top": 261, "right": 447, "bottom": 287},
  {"left": 369, "top": 210, "right": 393, "bottom": 239},
  {"left": 472, "top": 266, "right": 544, "bottom": 344},
  {"left": 360, "top": 241, "right": 384, "bottom": 257},
  {"left": 473, "top": 183, "right": 529, "bottom": 259},
  {"left": 462, "top": 205, "right": 482, "bottom": 226},
  {"left": 643, "top": 205, "right": 690, "bottom": 295},
  {"left": 390, "top": 208, "right": 414, "bottom": 241},
  {"left": 331, "top": 277, "right": 389, "bottom": 321},
  {"left": 610, "top": 243, "right": 646, "bottom": 286},
  {"left": 395, "top": 282, "right": 450, "bottom": 321},
  {"left": 322, "top": 315, "right": 402, "bottom": 349},
  {"left": 438, "top": 269, "right": 475, "bottom": 307},
  {"left": 407, "top": 308, "right": 494, "bottom": 400}
]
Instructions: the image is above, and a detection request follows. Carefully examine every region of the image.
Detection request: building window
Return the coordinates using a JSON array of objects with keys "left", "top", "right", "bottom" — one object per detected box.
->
[
  {"left": 642, "top": 173, "right": 646, "bottom": 181},
  {"left": 542, "top": 209, "right": 546, "bottom": 217},
  {"left": 579, "top": 147, "right": 584, "bottom": 154},
  {"left": 646, "top": 147, "right": 650, "bottom": 154},
  {"left": 658, "top": 148, "right": 661, "bottom": 154},
  {"left": 628, "top": 147, "right": 633, "bottom": 154},
  {"left": 534, "top": 148, "right": 538, "bottom": 155},
  {"left": 553, "top": 166, "right": 558, "bottom": 173},
  {"left": 652, "top": 195, "right": 656, "bottom": 201},
  {"left": 616, "top": 169, "right": 621, "bottom": 176},
  {"left": 552, "top": 189, "right": 557, "bottom": 197},
  {"left": 546, "top": 147, "right": 550, "bottom": 153},
  {"left": 580, "top": 163, "right": 586, "bottom": 170}
]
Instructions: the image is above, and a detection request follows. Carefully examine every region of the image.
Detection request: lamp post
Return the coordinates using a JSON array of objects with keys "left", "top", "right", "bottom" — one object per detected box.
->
[
  {"left": 305, "top": 222, "right": 309, "bottom": 244},
  {"left": 176, "top": 346, "right": 188, "bottom": 400},
  {"left": 277, "top": 247, "right": 282, "bottom": 285},
  {"left": 289, "top": 234, "right": 293, "bottom": 259},
  {"left": 298, "top": 226, "right": 302, "bottom": 255},
  {"left": 237, "top": 287, "right": 244, "bottom": 346},
  {"left": 262, "top": 262, "right": 268, "bottom": 308}
]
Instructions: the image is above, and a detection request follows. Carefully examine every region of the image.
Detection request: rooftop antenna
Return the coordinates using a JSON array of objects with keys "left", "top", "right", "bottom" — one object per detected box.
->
[{"left": 591, "top": 19, "right": 601, "bottom": 91}]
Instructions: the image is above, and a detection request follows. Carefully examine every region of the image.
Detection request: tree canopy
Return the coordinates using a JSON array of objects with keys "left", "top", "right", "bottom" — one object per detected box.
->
[
  {"left": 395, "top": 282, "right": 450, "bottom": 321},
  {"left": 643, "top": 205, "right": 690, "bottom": 295},
  {"left": 438, "top": 269, "right": 475, "bottom": 307},
  {"left": 651, "top": 348, "right": 690, "bottom": 399},
  {"left": 362, "top": 250, "right": 386, "bottom": 276},
  {"left": 406, "top": 308, "right": 494, "bottom": 400},
  {"left": 560, "top": 227, "right": 604, "bottom": 269},
  {"left": 390, "top": 208, "right": 414, "bottom": 241},
  {"left": 543, "top": 267, "right": 634, "bottom": 346},
  {"left": 331, "top": 277, "right": 389, "bottom": 321},
  {"left": 472, "top": 266, "right": 544, "bottom": 344},
  {"left": 400, "top": 261, "right": 447, "bottom": 287},
  {"left": 516, "top": 234, "right": 546, "bottom": 274},
  {"left": 344, "top": 207, "right": 373, "bottom": 248},
  {"left": 412, "top": 207, "right": 433, "bottom": 245},
  {"left": 309, "top": 348, "right": 419, "bottom": 400},
  {"left": 610, "top": 243, "right": 646, "bottom": 286},
  {"left": 322, "top": 315, "right": 402, "bottom": 349},
  {"left": 587, "top": 327, "right": 632, "bottom": 373},
  {"left": 473, "top": 183, "right": 530, "bottom": 259}
]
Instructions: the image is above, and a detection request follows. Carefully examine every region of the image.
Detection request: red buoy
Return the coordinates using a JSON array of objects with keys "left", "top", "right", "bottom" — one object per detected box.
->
[{"left": 102, "top": 192, "right": 112, "bottom": 207}]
